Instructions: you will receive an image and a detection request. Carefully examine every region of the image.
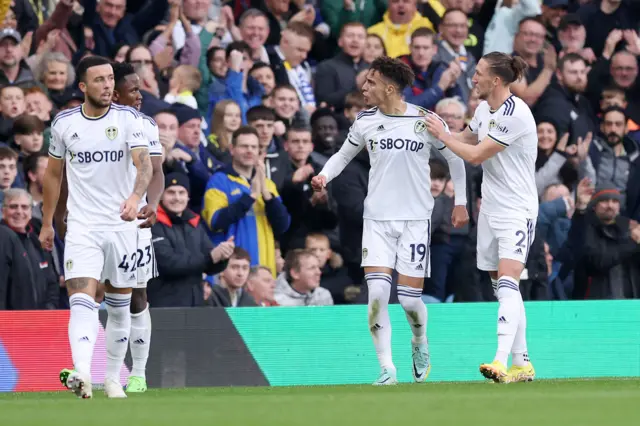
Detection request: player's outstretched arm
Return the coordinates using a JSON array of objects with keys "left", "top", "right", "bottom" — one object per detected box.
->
[
  {"left": 40, "top": 157, "right": 64, "bottom": 250},
  {"left": 313, "top": 133, "right": 365, "bottom": 191}
]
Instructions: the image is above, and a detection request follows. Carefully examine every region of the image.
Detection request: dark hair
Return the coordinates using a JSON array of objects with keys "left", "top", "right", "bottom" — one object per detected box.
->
[
  {"left": 154, "top": 108, "right": 178, "bottom": 119},
  {"left": 558, "top": 52, "right": 586, "bottom": 71},
  {"left": 366, "top": 34, "right": 387, "bottom": 56},
  {"left": 430, "top": 159, "right": 449, "bottom": 181},
  {"left": 247, "top": 105, "right": 276, "bottom": 123},
  {"left": 226, "top": 41, "right": 251, "bottom": 58},
  {"left": 370, "top": 56, "right": 415, "bottom": 90},
  {"left": 0, "top": 84, "right": 23, "bottom": 97},
  {"left": 284, "top": 249, "right": 316, "bottom": 282},
  {"left": 13, "top": 114, "right": 45, "bottom": 135},
  {"left": 344, "top": 91, "right": 365, "bottom": 109},
  {"left": 273, "top": 83, "right": 298, "bottom": 96},
  {"left": 124, "top": 44, "right": 151, "bottom": 64},
  {"left": 24, "top": 152, "right": 48, "bottom": 183},
  {"left": 518, "top": 16, "right": 544, "bottom": 31},
  {"left": 310, "top": 108, "right": 335, "bottom": 126},
  {"left": 230, "top": 247, "right": 251, "bottom": 263},
  {"left": 206, "top": 46, "right": 225, "bottom": 68},
  {"left": 602, "top": 105, "right": 628, "bottom": 122},
  {"left": 112, "top": 61, "right": 136, "bottom": 87},
  {"left": 482, "top": 52, "right": 528, "bottom": 84},
  {"left": 410, "top": 27, "right": 436, "bottom": 44},
  {"left": 601, "top": 84, "right": 625, "bottom": 95},
  {"left": 285, "top": 124, "right": 311, "bottom": 140},
  {"left": 249, "top": 61, "right": 271, "bottom": 74},
  {"left": 441, "top": 8, "right": 467, "bottom": 25},
  {"left": 76, "top": 55, "right": 112, "bottom": 82},
  {"left": 0, "top": 145, "right": 18, "bottom": 161},
  {"left": 232, "top": 125, "right": 260, "bottom": 146},
  {"left": 340, "top": 21, "right": 366, "bottom": 37}
]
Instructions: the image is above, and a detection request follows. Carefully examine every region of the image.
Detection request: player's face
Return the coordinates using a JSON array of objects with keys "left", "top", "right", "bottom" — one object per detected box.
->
[
  {"left": 223, "top": 258, "right": 250, "bottom": 289},
  {"left": 291, "top": 255, "right": 321, "bottom": 290},
  {"left": 231, "top": 134, "right": 260, "bottom": 168},
  {"left": 114, "top": 73, "right": 142, "bottom": 110},
  {"left": 81, "top": 63, "right": 115, "bottom": 108},
  {"left": 536, "top": 122, "right": 557, "bottom": 153},
  {"left": 162, "top": 186, "right": 189, "bottom": 215},
  {"left": 361, "top": 70, "right": 390, "bottom": 107},
  {"left": 471, "top": 59, "right": 495, "bottom": 101},
  {"left": 2, "top": 193, "right": 31, "bottom": 233},
  {"left": 0, "top": 158, "right": 17, "bottom": 189},
  {"left": 247, "top": 269, "right": 276, "bottom": 302},
  {"left": 285, "top": 130, "right": 313, "bottom": 164}
]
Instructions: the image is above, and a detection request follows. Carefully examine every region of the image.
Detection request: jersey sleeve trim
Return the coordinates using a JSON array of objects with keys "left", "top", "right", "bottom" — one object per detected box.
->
[
  {"left": 130, "top": 145, "right": 149, "bottom": 150},
  {"left": 356, "top": 107, "right": 378, "bottom": 121},
  {"left": 503, "top": 96, "right": 515, "bottom": 116},
  {"left": 348, "top": 137, "right": 358, "bottom": 147},
  {"left": 488, "top": 134, "right": 509, "bottom": 147},
  {"left": 48, "top": 152, "right": 63, "bottom": 159},
  {"left": 437, "top": 145, "right": 447, "bottom": 151},
  {"left": 149, "top": 152, "right": 163, "bottom": 156}
]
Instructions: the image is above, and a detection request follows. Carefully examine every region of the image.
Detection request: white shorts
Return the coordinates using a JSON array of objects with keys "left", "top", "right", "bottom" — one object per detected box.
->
[
  {"left": 135, "top": 227, "right": 158, "bottom": 288},
  {"left": 64, "top": 228, "right": 139, "bottom": 288},
  {"left": 361, "top": 219, "right": 431, "bottom": 278},
  {"left": 476, "top": 212, "right": 536, "bottom": 271}
]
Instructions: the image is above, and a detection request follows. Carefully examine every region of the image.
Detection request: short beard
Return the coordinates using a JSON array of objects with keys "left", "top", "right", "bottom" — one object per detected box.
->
[{"left": 86, "top": 92, "right": 110, "bottom": 109}]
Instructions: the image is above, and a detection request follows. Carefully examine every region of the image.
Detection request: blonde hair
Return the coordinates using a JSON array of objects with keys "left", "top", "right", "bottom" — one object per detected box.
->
[
  {"left": 174, "top": 65, "right": 202, "bottom": 92},
  {"left": 210, "top": 100, "right": 240, "bottom": 152}
]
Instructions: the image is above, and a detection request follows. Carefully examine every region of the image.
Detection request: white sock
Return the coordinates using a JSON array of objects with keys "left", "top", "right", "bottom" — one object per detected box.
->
[
  {"left": 494, "top": 276, "right": 522, "bottom": 365},
  {"left": 397, "top": 285, "right": 428, "bottom": 345},
  {"left": 512, "top": 296, "right": 529, "bottom": 367},
  {"left": 68, "top": 293, "right": 99, "bottom": 377},
  {"left": 365, "top": 272, "right": 394, "bottom": 371},
  {"left": 105, "top": 293, "right": 132, "bottom": 382},
  {"left": 491, "top": 278, "right": 498, "bottom": 299},
  {"left": 129, "top": 304, "right": 152, "bottom": 379}
]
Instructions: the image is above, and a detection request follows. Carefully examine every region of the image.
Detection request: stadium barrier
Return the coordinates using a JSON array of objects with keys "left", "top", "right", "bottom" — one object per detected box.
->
[{"left": 1, "top": 301, "right": 639, "bottom": 391}]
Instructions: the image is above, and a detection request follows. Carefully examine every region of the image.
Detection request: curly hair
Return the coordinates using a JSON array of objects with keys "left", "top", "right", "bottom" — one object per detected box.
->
[{"left": 370, "top": 56, "right": 415, "bottom": 91}]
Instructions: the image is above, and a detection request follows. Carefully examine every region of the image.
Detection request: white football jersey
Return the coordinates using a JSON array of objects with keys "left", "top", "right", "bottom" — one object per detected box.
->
[
  {"left": 469, "top": 95, "right": 538, "bottom": 217},
  {"left": 320, "top": 103, "right": 465, "bottom": 220},
  {"left": 49, "top": 104, "right": 149, "bottom": 231},
  {"left": 135, "top": 113, "right": 162, "bottom": 214}
]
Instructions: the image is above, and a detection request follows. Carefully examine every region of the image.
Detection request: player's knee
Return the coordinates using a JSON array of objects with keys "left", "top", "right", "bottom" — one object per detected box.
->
[
  {"left": 497, "top": 259, "right": 524, "bottom": 282},
  {"left": 130, "top": 288, "right": 148, "bottom": 314}
]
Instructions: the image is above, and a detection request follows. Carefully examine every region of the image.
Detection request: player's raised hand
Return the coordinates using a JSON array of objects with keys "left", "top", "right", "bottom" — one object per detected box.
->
[
  {"left": 137, "top": 205, "right": 158, "bottom": 228},
  {"left": 425, "top": 115, "right": 446, "bottom": 140},
  {"left": 120, "top": 195, "right": 140, "bottom": 222},
  {"left": 311, "top": 175, "right": 327, "bottom": 192},
  {"left": 39, "top": 224, "right": 55, "bottom": 251},
  {"left": 451, "top": 205, "right": 469, "bottom": 228}
]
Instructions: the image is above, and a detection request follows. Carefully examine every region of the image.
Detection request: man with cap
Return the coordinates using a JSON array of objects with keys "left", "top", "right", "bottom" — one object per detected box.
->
[
  {"left": 0, "top": 28, "right": 37, "bottom": 89},
  {"left": 557, "top": 14, "right": 595, "bottom": 63},
  {"left": 540, "top": 0, "right": 569, "bottom": 52},
  {"left": 171, "top": 103, "right": 223, "bottom": 213},
  {"left": 567, "top": 178, "right": 640, "bottom": 299},
  {"left": 149, "top": 172, "right": 234, "bottom": 307}
]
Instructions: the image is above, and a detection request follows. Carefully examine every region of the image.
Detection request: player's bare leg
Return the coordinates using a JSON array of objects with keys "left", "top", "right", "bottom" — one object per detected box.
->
[
  {"left": 364, "top": 266, "right": 396, "bottom": 385},
  {"left": 103, "top": 281, "right": 133, "bottom": 398},
  {"left": 396, "top": 273, "right": 430, "bottom": 382},
  {"left": 65, "top": 277, "right": 100, "bottom": 399},
  {"left": 480, "top": 259, "right": 531, "bottom": 383},
  {"left": 127, "top": 287, "right": 151, "bottom": 392}
]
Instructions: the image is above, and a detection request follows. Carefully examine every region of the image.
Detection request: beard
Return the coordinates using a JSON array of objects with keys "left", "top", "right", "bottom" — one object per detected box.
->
[
  {"left": 606, "top": 132, "right": 623, "bottom": 146},
  {"left": 86, "top": 92, "right": 111, "bottom": 109}
]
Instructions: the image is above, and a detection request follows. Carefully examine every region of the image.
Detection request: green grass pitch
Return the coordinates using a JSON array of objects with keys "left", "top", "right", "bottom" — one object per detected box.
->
[{"left": 2, "top": 380, "right": 640, "bottom": 426}]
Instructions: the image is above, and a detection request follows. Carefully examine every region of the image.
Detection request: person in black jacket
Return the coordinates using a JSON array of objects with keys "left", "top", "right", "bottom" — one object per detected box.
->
[
  {"left": 0, "top": 188, "right": 58, "bottom": 310},
  {"left": 149, "top": 173, "right": 234, "bottom": 308}
]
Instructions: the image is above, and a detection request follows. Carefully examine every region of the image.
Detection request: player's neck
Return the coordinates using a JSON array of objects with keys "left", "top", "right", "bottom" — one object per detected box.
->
[
  {"left": 378, "top": 98, "right": 407, "bottom": 116},
  {"left": 487, "top": 87, "right": 512, "bottom": 112},
  {"left": 82, "top": 102, "right": 109, "bottom": 118}
]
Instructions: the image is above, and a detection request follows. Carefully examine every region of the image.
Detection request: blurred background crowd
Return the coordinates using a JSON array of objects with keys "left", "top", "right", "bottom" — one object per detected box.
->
[{"left": 1, "top": 0, "right": 640, "bottom": 311}]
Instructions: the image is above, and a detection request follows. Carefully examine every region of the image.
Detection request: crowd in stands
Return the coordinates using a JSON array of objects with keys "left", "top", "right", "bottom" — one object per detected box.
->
[{"left": 1, "top": 0, "right": 640, "bottom": 310}]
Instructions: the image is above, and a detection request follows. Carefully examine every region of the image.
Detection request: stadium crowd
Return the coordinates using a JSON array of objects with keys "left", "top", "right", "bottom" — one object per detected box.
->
[{"left": 1, "top": 0, "right": 640, "bottom": 310}]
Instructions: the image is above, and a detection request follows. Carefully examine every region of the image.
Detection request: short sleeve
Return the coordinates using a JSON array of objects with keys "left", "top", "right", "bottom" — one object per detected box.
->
[
  {"left": 487, "top": 114, "right": 524, "bottom": 148},
  {"left": 427, "top": 112, "right": 451, "bottom": 151},
  {"left": 48, "top": 126, "right": 65, "bottom": 159},
  {"left": 468, "top": 110, "right": 480, "bottom": 134},
  {"left": 146, "top": 120, "right": 162, "bottom": 157},
  {"left": 127, "top": 115, "right": 148, "bottom": 150},
  {"left": 346, "top": 120, "right": 365, "bottom": 149}
]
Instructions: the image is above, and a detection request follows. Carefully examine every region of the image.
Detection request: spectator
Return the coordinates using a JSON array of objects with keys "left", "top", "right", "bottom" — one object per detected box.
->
[
  {"left": 0, "top": 188, "right": 58, "bottom": 310},
  {"left": 196, "top": 46, "right": 227, "bottom": 117},
  {"left": 238, "top": 9, "right": 271, "bottom": 63},
  {"left": 541, "top": 0, "right": 569, "bottom": 52},
  {"left": 275, "top": 248, "right": 333, "bottom": 306},
  {"left": 208, "top": 247, "right": 258, "bottom": 307},
  {"left": 482, "top": 0, "right": 541, "bottom": 56},
  {"left": 12, "top": 114, "right": 44, "bottom": 180},
  {"left": 310, "top": 108, "right": 339, "bottom": 167},
  {"left": 511, "top": 17, "right": 556, "bottom": 108},
  {"left": 202, "top": 126, "right": 290, "bottom": 275},
  {"left": 149, "top": 173, "right": 233, "bottom": 308},
  {"left": 267, "top": 22, "right": 316, "bottom": 114},
  {"left": 149, "top": 1, "right": 201, "bottom": 70},
  {"left": 368, "top": 0, "right": 435, "bottom": 58},
  {"left": 589, "top": 106, "right": 638, "bottom": 205},
  {"left": 363, "top": 33, "right": 387, "bottom": 64},
  {"left": 433, "top": 9, "right": 476, "bottom": 104},
  {"left": 305, "top": 232, "right": 353, "bottom": 304},
  {"left": 249, "top": 62, "right": 276, "bottom": 97},
  {"left": 84, "top": 0, "right": 169, "bottom": 58},
  {"left": 24, "top": 88, "right": 54, "bottom": 128},
  {"left": 577, "top": 0, "right": 640, "bottom": 58},
  {"left": 154, "top": 109, "right": 180, "bottom": 168},
  {"left": 0, "top": 146, "right": 19, "bottom": 206},
  {"left": 171, "top": 103, "right": 223, "bottom": 212},
  {"left": 0, "top": 85, "right": 26, "bottom": 141},
  {"left": 246, "top": 265, "right": 278, "bottom": 306},
  {"left": 338, "top": 91, "right": 366, "bottom": 133},
  {"left": 404, "top": 28, "right": 462, "bottom": 110},
  {"left": 321, "top": 0, "right": 386, "bottom": 38},
  {"left": 279, "top": 125, "right": 338, "bottom": 252},
  {"left": 0, "top": 28, "right": 36, "bottom": 89},
  {"left": 23, "top": 152, "right": 47, "bottom": 221},
  {"left": 32, "top": 51, "right": 75, "bottom": 109},
  {"left": 207, "top": 99, "right": 242, "bottom": 164},
  {"left": 271, "top": 84, "right": 303, "bottom": 131},
  {"left": 556, "top": 13, "right": 595, "bottom": 63},
  {"left": 537, "top": 183, "right": 573, "bottom": 257},
  {"left": 314, "top": 22, "right": 368, "bottom": 111},
  {"left": 570, "top": 182, "right": 640, "bottom": 299},
  {"left": 247, "top": 105, "right": 289, "bottom": 190},
  {"left": 164, "top": 65, "right": 201, "bottom": 110},
  {"left": 535, "top": 53, "right": 596, "bottom": 146}
]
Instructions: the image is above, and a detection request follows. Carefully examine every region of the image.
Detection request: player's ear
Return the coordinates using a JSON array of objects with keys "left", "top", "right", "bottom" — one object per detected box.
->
[{"left": 78, "top": 81, "right": 86, "bottom": 93}]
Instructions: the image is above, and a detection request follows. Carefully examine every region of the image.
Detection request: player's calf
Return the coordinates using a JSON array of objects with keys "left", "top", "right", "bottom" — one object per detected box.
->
[
  {"left": 128, "top": 287, "right": 151, "bottom": 391},
  {"left": 104, "top": 285, "right": 133, "bottom": 391}
]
